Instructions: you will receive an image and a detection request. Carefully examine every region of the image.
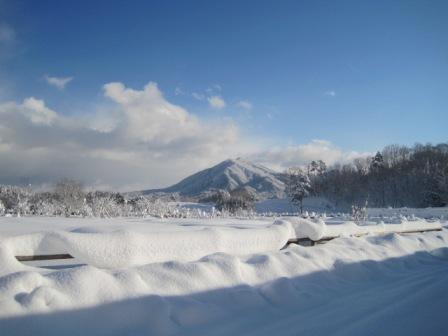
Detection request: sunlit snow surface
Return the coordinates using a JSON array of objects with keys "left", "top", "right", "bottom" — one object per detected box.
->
[{"left": 0, "top": 215, "right": 447, "bottom": 335}]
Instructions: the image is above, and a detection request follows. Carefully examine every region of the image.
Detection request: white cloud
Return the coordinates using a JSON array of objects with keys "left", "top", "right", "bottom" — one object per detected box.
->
[
  {"left": 22, "top": 97, "right": 58, "bottom": 125},
  {"left": 103, "top": 81, "right": 204, "bottom": 143},
  {"left": 237, "top": 100, "right": 252, "bottom": 110},
  {"left": 0, "top": 82, "right": 254, "bottom": 190},
  {"left": 208, "top": 95, "right": 226, "bottom": 109},
  {"left": 44, "top": 75, "right": 73, "bottom": 90},
  {"left": 324, "top": 90, "right": 336, "bottom": 97},
  {"left": 249, "top": 139, "right": 369, "bottom": 172}
]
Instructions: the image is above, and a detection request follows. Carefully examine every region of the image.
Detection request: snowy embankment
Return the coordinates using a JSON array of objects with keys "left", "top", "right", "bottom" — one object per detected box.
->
[
  {"left": 0, "top": 216, "right": 447, "bottom": 335},
  {"left": 0, "top": 222, "right": 291, "bottom": 269},
  {"left": 286, "top": 217, "right": 443, "bottom": 241},
  {"left": 0, "top": 216, "right": 442, "bottom": 268}
]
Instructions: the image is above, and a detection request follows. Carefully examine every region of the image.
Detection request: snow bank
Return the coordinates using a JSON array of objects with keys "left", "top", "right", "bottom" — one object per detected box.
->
[
  {"left": 283, "top": 217, "right": 442, "bottom": 241},
  {"left": 0, "top": 221, "right": 293, "bottom": 268},
  {"left": 0, "top": 222, "right": 447, "bottom": 335},
  {"left": 0, "top": 216, "right": 442, "bottom": 272},
  {"left": 275, "top": 218, "right": 326, "bottom": 241}
]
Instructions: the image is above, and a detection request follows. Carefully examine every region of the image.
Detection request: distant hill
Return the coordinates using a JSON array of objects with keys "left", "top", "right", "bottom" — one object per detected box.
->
[{"left": 142, "top": 158, "right": 286, "bottom": 199}]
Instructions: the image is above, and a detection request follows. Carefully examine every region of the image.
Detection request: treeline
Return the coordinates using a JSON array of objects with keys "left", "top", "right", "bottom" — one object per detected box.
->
[
  {"left": 200, "top": 189, "right": 256, "bottom": 213},
  {"left": 0, "top": 180, "right": 209, "bottom": 218},
  {"left": 0, "top": 179, "right": 257, "bottom": 218},
  {"left": 309, "top": 143, "right": 448, "bottom": 209}
]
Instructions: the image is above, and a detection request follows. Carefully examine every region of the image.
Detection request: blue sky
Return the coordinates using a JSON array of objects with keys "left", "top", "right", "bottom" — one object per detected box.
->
[{"left": 0, "top": 0, "right": 447, "bottom": 188}]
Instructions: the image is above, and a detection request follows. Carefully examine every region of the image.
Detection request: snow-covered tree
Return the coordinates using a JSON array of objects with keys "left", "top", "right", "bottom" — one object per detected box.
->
[
  {"left": 307, "top": 160, "right": 327, "bottom": 195},
  {"left": 370, "top": 151, "right": 384, "bottom": 171},
  {"left": 286, "top": 167, "right": 312, "bottom": 214},
  {"left": 213, "top": 189, "right": 255, "bottom": 215},
  {"left": 308, "top": 160, "right": 326, "bottom": 176},
  {"left": 54, "top": 179, "right": 85, "bottom": 217}
]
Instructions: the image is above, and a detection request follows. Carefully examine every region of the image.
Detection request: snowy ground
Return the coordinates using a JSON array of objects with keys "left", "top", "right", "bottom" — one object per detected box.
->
[
  {"left": 0, "top": 215, "right": 447, "bottom": 335},
  {"left": 254, "top": 197, "right": 448, "bottom": 219}
]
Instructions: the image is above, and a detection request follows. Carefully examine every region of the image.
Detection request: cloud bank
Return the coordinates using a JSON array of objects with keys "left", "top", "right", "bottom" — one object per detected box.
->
[
  {"left": 249, "top": 139, "right": 369, "bottom": 172},
  {"left": 0, "top": 82, "right": 365, "bottom": 190},
  {"left": 0, "top": 82, "right": 251, "bottom": 190}
]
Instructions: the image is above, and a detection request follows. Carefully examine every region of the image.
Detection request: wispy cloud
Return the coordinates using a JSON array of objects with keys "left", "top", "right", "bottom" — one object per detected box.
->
[
  {"left": 208, "top": 95, "right": 226, "bottom": 109},
  {"left": 44, "top": 75, "right": 73, "bottom": 90},
  {"left": 192, "top": 92, "right": 205, "bottom": 101},
  {"left": 206, "top": 84, "right": 222, "bottom": 93},
  {"left": 324, "top": 90, "right": 336, "bottom": 97},
  {"left": 174, "top": 87, "right": 185, "bottom": 96},
  {"left": 0, "top": 23, "right": 16, "bottom": 61},
  {"left": 236, "top": 100, "right": 252, "bottom": 110},
  {"left": 0, "top": 23, "right": 15, "bottom": 44}
]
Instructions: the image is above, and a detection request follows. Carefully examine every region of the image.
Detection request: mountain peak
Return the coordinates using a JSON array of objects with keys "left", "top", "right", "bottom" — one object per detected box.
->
[
  {"left": 222, "top": 157, "right": 246, "bottom": 164},
  {"left": 143, "top": 158, "right": 286, "bottom": 199}
]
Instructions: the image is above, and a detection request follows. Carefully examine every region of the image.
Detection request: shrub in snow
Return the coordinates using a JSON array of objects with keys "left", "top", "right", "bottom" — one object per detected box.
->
[
  {"left": 351, "top": 201, "right": 368, "bottom": 222},
  {"left": 85, "top": 191, "right": 126, "bottom": 218}
]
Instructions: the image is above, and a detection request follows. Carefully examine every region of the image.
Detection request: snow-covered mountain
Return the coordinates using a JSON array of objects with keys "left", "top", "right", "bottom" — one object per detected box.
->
[{"left": 144, "top": 158, "right": 286, "bottom": 198}]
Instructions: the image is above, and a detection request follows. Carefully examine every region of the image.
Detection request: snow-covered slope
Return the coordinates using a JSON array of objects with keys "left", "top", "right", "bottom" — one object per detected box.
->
[{"left": 144, "top": 158, "right": 286, "bottom": 198}]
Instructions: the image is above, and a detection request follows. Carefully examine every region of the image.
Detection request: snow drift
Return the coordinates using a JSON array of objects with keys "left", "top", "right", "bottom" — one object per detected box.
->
[
  {"left": 0, "top": 216, "right": 443, "bottom": 270},
  {"left": 0, "top": 221, "right": 293, "bottom": 268},
  {"left": 283, "top": 217, "right": 442, "bottom": 241},
  {"left": 0, "top": 222, "right": 446, "bottom": 336},
  {"left": 0, "top": 215, "right": 447, "bottom": 335}
]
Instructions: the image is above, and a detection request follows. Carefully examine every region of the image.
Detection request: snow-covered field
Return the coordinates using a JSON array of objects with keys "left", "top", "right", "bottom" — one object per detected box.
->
[
  {"left": 0, "top": 214, "right": 447, "bottom": 335},
  {"left": 255, "top": 198, "right": 448, "bottom": 219}
]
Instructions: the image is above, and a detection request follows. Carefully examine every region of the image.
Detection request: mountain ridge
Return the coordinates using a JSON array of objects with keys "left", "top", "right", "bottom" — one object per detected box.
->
[{"left": 142, "top": 158, "right": 286, "bottom": 199}]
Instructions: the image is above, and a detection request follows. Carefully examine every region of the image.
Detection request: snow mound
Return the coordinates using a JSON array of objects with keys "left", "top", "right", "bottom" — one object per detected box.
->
[
  {"left": 282, "top": 217, "right": 442, "bottom": 241},
  {"left": 0, "top": 223, "right": 446, "bottom": 334},
  {"left": 1, "top": 217, "right": 442, "bottom": 271},
  {"left": 1, "top": 221, "right": 294, "bottom": 268}
]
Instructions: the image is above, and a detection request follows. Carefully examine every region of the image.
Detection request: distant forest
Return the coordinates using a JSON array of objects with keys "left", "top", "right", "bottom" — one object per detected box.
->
[{"left": 309, "top": 142, "right": 448, "bottom": 208}]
